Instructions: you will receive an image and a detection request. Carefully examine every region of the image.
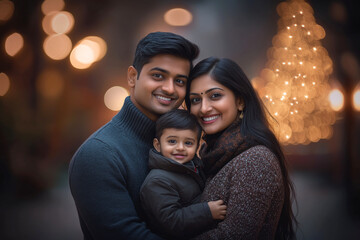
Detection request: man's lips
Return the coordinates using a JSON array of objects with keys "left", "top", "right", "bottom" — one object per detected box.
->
[
  {"left": 201, "top": 115, "right": 220, "bottom": 124},
  {"left": 155, "top": 95, "right": 176, "bottom": 105}
]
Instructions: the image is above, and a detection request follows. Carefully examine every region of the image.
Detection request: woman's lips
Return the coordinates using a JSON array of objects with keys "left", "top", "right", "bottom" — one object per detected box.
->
[{"left": 201, "top": 115, "right": 220, "bottom": 124}]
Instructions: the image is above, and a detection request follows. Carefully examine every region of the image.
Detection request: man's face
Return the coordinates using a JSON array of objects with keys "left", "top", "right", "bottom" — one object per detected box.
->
[{"left": 128, "top": 54, "right": 190, "bottom": 121}]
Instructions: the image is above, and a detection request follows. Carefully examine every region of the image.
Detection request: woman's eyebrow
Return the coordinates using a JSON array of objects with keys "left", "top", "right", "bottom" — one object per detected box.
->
[{"left": 190, "top": 87, "right": 224, "bottom": 95}]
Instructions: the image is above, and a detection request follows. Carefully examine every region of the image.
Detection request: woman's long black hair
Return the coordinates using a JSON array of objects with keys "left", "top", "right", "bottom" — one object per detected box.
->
[{"left": 185, "top": 57, "right": 297, "bottom": 240}]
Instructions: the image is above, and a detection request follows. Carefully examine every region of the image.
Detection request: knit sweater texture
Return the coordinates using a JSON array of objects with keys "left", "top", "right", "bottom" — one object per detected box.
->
[
  {"left": 69, "top": 97, "right": 162, "bottom": 240},
  {"left": 194, "top": 145, "right": 284, "bottom": 240}
]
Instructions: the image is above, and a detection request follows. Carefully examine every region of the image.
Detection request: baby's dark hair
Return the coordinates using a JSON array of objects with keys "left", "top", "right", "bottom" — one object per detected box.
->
[{"left": 155, "top": 109, "right": 202, "bottom": 143}]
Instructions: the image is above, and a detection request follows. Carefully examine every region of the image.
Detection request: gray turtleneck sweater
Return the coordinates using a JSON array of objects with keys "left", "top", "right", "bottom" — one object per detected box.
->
[{"left": 69, "top": 97, "right": 162, "bottom": 240}]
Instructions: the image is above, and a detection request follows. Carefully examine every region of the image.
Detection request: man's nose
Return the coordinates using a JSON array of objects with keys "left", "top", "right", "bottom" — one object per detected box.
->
[{"left": 161, "top": 79, "right": 175, "bottom": 95}]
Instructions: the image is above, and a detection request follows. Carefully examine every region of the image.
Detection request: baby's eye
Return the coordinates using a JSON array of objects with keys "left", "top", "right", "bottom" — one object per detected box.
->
[
  {"left": 185, "top": 141, "right": 194, "bottom": 146},
  {"left": 168, "top": 139, "right": 176, "bottom": 144}
]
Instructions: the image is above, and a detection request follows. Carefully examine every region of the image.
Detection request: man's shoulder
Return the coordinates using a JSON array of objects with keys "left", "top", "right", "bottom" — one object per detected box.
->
[{"left": 87, "top": 118, "right": 139, "bottom": 145}]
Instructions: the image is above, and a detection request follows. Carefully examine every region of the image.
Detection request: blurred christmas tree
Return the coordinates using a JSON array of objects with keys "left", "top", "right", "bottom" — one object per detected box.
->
[{"left": 258, "top": 0, "right": 335, "bottom": 145}]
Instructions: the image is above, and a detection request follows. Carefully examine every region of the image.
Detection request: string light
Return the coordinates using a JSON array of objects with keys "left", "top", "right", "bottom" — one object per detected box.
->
[{"left": 259, "top": 0, "right": 335, "bottom": 145}]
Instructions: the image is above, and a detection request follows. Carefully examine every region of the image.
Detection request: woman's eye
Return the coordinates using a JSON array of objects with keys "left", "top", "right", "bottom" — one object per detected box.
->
[
  {"left": 190, "top": 97, "right": 201, "bottom": 104},
  {"left": 211, "top": 93, "right": 222, "bottom": 99}
]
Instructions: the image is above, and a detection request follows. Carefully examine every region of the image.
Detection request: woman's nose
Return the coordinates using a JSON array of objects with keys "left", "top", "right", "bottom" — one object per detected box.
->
[{"left": 200, "top": 99, "right": 212, "bottom": 114}]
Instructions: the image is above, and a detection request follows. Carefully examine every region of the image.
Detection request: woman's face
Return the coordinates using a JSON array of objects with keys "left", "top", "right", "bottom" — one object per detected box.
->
[{"left": 189, "top": 74, "right": 243, "bottom": 135}]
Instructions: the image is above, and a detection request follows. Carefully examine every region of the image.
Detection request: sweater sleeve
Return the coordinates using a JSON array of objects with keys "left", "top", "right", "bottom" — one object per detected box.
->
[
  {"left": 140, "top": 177, "right": 214, "bottom": 239},
  {"left": 69, "top": 139, "right": 163, "bottom": 240},
  {"left": 194, "top": 149, "right": 283, "bottom": 240}
]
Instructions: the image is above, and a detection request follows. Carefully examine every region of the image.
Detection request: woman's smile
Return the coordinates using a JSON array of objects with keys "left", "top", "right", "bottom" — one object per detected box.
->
[
  {"left": 189, "top": 74, "right": 242, "bottom": 135},
  {"left": 201, "top": 114, "right": 220, "bottom": 124}
]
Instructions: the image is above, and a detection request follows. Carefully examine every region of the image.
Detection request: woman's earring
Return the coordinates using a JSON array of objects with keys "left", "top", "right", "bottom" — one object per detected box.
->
[{"left": 239, "top": 111, "right": 244, "bottom": 119}]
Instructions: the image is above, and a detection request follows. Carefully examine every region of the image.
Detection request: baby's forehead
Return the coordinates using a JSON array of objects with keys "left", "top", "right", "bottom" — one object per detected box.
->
[{"left": 161, "top": 128, "right": 198, "bottom": 138}]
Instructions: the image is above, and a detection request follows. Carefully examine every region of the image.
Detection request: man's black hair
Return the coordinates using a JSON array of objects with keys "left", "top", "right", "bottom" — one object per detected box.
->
[
  {"left": 133, "top": 32, "right": 199, "bottom": 76},
  {"left": 155, "top": 109, "right": 202, "bottom": 143}
]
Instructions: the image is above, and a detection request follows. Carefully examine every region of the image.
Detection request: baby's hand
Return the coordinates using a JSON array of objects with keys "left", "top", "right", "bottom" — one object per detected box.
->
[{"left": 208, "top": 200, "right": 227, "bottom": 220}]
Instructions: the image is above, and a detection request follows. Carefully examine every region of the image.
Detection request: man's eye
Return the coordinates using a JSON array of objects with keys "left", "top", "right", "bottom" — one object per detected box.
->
[
  {"left": 152, "top": 73, "right": 163, "bottom": 79},
  {"left": 190, "top": 97, "right": 201, "bottom": 104},
  {"left": 175, "top": 79, "right": 185, "bottom": 86}
]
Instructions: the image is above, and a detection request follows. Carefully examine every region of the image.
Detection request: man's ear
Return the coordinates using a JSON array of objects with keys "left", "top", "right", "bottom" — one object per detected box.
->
[
  {"left": 153, "top": 138, "right": 161, "bottom": 152},
  {"left": 127, "top": 66, "right": 138, "bottom": 88}
]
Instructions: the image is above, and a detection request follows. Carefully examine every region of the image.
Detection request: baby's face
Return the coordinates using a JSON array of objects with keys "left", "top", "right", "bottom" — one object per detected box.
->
[{"left": 154, "top": 128, "right": 198, "bottom": 164}]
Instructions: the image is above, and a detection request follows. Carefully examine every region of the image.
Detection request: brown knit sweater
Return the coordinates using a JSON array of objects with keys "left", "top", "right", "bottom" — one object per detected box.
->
[{"left": 194, "top": 145, "right": 284, "bottom": 240}]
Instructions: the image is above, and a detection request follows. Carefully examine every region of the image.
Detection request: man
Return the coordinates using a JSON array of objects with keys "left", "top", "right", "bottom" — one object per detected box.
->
[{"left": 69, "top": 32, "right": 199, "bottom": 239}]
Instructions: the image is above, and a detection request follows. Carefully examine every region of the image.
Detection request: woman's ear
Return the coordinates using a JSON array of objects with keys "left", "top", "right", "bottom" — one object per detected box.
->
[
  {"left": 237, "top": 98, "right": 245, "bottom": 111},
  {"left": 127, "top": 66, "right": 138, "bottom": 88},
  {"left": 153, "top": 138, "right": 161, "bottom": 152}
]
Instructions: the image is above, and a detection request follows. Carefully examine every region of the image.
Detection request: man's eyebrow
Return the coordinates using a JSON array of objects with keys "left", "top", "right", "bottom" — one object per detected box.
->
[
  {"left": 177, "top": 74, "right": 188, "bottom": 80},
  {"left": 150, "top": 67, "right": 188, "bottom": 79},
  {"left": 150, "top": 67, "right": 169, "bottom": 74},
  {"left": 190, "top": 87, "right": 224, "bottom": 95}
]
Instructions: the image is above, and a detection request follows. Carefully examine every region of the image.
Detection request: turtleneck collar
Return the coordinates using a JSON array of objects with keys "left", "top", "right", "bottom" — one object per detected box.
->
[{"left": 111, "top": 96, "right": 156, "bottom": 144}]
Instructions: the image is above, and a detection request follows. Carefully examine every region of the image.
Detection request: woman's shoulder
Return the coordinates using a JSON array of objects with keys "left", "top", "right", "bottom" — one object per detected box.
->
[
  {"left": 231, "top": 145, "right": 281, "bottom": 173},
  {"left": 238, "top": 145, "right": 277, "bottom": 160},
  {"left": 227, "top": 145, "right": 283, "bottom": 186}
]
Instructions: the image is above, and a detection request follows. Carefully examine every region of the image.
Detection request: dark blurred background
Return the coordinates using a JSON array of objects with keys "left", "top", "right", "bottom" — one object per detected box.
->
[{"left": 0, "top": 0, "right": 359, "bottom": 239}]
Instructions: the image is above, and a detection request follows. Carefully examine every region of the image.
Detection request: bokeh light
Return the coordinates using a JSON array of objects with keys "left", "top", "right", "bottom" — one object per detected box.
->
[
  {"left": 329, "top": 89, "right": 344, "bottom": 112},
  {"left": 0, "top": 72, "right": 10, "bottom": 96},
  {"left": 41, "top": 0, "right": 65, "bottom": 15},
  {"left": 353, "top": 88, "right": 360, "bottom": 111},
  {"left": 104, "top": 86, "right": 129, "bottom": 111},
  {"left": 72, "top": 44, "right": 94, "bottom": 64},
  {"left": 70, "top": 36, "right": 107, "bottom": 69},
  {"left": 0, "top": 0, "right": 14, "bottom": 22},
  {"left": 69, "top": 49, "right": 92, "bottom": 70},
  {"left": 51, "top": 11, "right": 74, "bottom": 34},
  {"left": 82, "top": 36, "right": 107, "bottom": 62},
  {"left": 43, "top": 34, "right": 72, "bottom": 60},
  {"left": 164, "top": 8, "right": 192, "bottom": 26},
  {"left": 5, "top": 32, "right": 24, "bottom": 57},
  {"left": 36, "top": 69, "right": 64, "bottom": 99},
  {"left": 42, "top": 11, "right": 58, "bottom": 35}
]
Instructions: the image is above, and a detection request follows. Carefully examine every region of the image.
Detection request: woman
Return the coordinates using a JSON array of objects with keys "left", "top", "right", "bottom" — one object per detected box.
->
[{"left": 185, "top": 57, "right": 297, "bottom": 239}]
